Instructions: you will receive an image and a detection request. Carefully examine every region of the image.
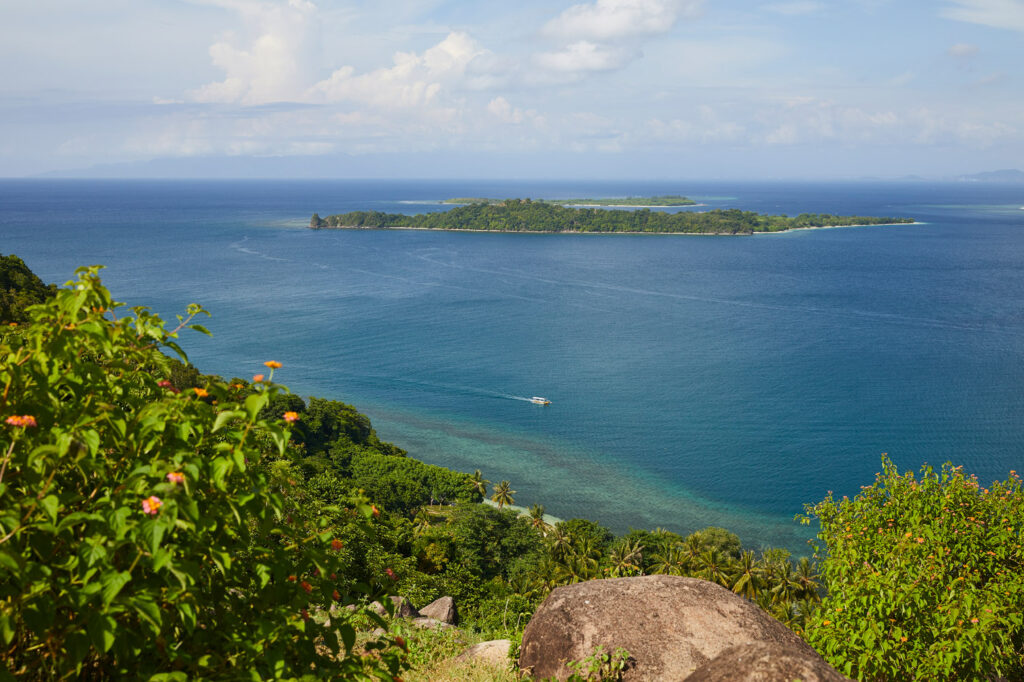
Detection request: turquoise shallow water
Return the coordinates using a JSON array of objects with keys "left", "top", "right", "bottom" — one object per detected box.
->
[{"left": 3, "top": 179, "right": 1024, "bottom": 554}]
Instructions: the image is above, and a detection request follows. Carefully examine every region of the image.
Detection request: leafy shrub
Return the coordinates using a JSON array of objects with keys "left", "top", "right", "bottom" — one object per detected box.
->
[
  {"left": 801, "top": 456, "right": 1024, "bottom": 680},
  {"left": 0, "top": 267, "right": 407, "bottom": 679}
]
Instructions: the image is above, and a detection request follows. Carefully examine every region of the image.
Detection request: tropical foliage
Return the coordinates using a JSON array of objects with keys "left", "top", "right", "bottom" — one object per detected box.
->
[
  {"left": 0, "top": 267, "right": 408, "bottom": 679},
  {"left": 801, "top": 457, "right": 1024, "bottom": 680}
]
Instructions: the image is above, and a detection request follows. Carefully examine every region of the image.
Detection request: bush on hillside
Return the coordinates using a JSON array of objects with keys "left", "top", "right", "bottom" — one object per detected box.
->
[
  {"left": 0, "top": 267, "right": 407, "bottom": 679},
  {"left": 801, "top": 456, "right": 1024, "bottom": 680}
]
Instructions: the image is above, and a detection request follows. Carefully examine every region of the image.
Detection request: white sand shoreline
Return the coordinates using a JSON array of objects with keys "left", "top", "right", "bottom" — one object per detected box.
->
[{"left": 314, "top": 221, "right": 920, "bottom": 236}]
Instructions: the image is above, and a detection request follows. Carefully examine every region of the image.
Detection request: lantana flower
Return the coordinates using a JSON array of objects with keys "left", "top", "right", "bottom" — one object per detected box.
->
[
  {"left": 167, "top": 472, "right": 185, "bottom": 485},
  {"left": 142, "top": 496, "right": 163, "bottom": 515},
  {"left": 283, "top": 411, "right": 300, "bottom": 423},
  {"left": 5, "top": 415, "right": 37, "bottom": 428}
]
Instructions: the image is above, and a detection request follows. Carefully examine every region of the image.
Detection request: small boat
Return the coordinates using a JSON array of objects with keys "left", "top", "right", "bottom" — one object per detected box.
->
[{"left": 530, "top": 396, "right": 551, "bottom": 405}]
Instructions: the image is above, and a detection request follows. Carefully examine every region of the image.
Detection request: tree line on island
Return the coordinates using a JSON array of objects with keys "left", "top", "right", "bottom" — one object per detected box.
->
[
  {"left": 1, "top": 254, "right": 1019, "bottom": 681},
  {"left": 441, "top": 195, "right": 698, "bottom": 207},
  {"left": 310, "top": 199, "right": 913, "bottom": 235}
]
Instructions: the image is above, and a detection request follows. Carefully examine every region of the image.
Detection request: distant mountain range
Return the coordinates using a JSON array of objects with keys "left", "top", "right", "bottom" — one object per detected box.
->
[{"left": 957, "top": 169, "right": 1024, "bottom": 183}]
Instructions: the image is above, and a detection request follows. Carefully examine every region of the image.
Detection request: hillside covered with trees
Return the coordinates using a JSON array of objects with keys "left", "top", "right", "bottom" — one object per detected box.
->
[{"left": 311, "top": 200, "right": 913, "bottom": 235}]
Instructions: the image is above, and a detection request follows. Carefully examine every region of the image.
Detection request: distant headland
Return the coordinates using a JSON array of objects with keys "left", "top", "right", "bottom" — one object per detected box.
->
[{"left": 309, "top": 198, "right": 914, "bottom": 235}]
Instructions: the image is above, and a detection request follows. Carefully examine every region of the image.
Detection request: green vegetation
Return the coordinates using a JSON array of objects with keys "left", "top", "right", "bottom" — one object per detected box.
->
[
  {"left": 441, "top": 195, "right": 697, "bottom": 207},
  {"left": 0, "top": 268, "right": 408, "bottom": 679},
  {"left": 4, "top": 260, "right": 1021, "bottom": 680},
  {"left": 0, "top": 254, "right": 56, "bottom": 323},
  {"left": 312, "top": 199, "right": 913, "bottom": 234},
  {"left": 800, "top": 457, "right": 1024, "bottom": 680}
]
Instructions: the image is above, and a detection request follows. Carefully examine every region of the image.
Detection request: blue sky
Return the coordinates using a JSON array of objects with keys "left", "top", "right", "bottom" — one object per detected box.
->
[{"left": 2, "top": 0, "right": 1023, "bottom": 178}]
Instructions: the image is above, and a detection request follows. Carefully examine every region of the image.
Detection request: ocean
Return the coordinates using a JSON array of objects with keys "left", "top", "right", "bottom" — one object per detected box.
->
[{"left": 3, "top": 178, "right": 1023, "bottom": 554}]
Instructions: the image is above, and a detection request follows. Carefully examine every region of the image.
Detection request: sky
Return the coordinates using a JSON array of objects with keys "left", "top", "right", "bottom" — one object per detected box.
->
[{"left": 2, "top": 0, "right": 1023, "bottom": 179}]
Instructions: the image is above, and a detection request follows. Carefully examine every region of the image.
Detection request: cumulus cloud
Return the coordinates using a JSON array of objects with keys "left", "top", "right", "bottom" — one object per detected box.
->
[
  {"left": 534, "top": 42, "right": 634, "bottom": 73},
  {"left": 942, "top": 0, "right": 1024, "bottom": 32},
  {"left": 313, "top": 32, "right": 487, "bottom": 108},
  {"left": 543, "top": 0, "right": 703, "bottom": 41},
  {"left": 188, "top": 0, "right": 319, "bottom": 105}
]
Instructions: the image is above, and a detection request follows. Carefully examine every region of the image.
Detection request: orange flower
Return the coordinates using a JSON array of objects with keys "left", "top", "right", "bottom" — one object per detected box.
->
[
  {"left": 141, "top": 496, "right": 163, "bottom": 515},
  {"left": 252, "top": 374, "right": 264, "bottom": 383},
  {"left": 300, "top": 581, "right": 313, "bottom": 594},
  {"left": 264, "top": 361, "right": 282, "bottom": 369},
  {"left": 167, "top": 472, "right": 185, "bottom": 485},
  {"left": 371, "top": 504, "right": 380, "bottom": 517},
  {"left": 331, "top": 539, "right": 343, "bottom": 550},
  {"left": 5, "top": 415, "right": 37, "bottom": 428},
  {"left": 971, "top": 618, "right": 979, "bottom": 623},
  {"left": 193, "top": 387, "right": 209, "bottom": 397},
  {"left": 283, "top": 411, "right": 300, "bottom": 423},
  {"left": 916, "top": 537, "right": 925, "bottom": 543}
]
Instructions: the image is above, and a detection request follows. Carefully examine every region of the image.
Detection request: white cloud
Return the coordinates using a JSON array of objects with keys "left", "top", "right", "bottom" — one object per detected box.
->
[
  {"left": 314, "top": 32, "right": 488, "bottom": 108},
  {"left": 948, "top": 42, "right": 980, "bottom": 57},
  {"left": 763, "top": 1, "right": 824, "bottom": 15},
  {"left": 543, "top": 0, "right": 702, "bottom": 41},
  {"left": 534, "top": 42, "right": 634, "bottom": 73},
  {"left": 188, "top": 0, "right": 319, "bottom": 105},
  {"left": 487, "top": 97, "right": 544, "bottom": 127},
  {"left": 942, "top": 0, "right": 1024, "bottom": 32}
]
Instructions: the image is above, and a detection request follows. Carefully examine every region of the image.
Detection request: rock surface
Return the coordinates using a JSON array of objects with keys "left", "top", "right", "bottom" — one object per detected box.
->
[
  {"left": 419, "top": 596, "right": 458, "bottom": 624},
  {"left": 519, "top": 575, "right": 829, "bottom": 681},
  {"left": 456, "top": 639, "right": 512, "bottom": 666},
  {"left": 409, "top": 616, "right": 454, "bottom": 630},
  {"left": 685, "top": 641, "right": 850, "bottom": 682},
  {"left": 369, "top": 596, "right": 419, "bottom": 619}
]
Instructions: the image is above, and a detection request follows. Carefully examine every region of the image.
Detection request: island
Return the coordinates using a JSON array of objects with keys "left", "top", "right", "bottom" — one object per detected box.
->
[
  {"left": 309, "top": 199, "right": 914, "bottom": 235},
  {"left": 441, "top": 195, "right": 698, "bottom": 207}
]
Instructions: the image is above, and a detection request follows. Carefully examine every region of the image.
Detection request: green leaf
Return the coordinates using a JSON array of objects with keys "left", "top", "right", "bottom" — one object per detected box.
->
[
  {"left": 211, "top": 456, "right": 232, "bottom": 487},
  {"left": 38, "top": 495, "right": 59, "bottom": 522},
  {"left": 244, "top": 392, "right": 268, "bottom": 421},
  {"left": 339, "top": 624, "right": 355, "bottom": 653},
  {"left": 178, "top": 601, "right": 196, "bottom": 634},
  {"left": 100, "top": 570, "right": 131, "bottom": 607},
  {"left": 132, "top": 596, "right": 162, "bottom": 629},
  {"left": 87, "top": 613, "right": 118, "bottom": 653},
  {"left": 212, "top": 409, "right": 245, "bottom": 433},
  {"left": 139, "top": 519, "right": 165, "bottom": 555},
  {"left": 0, "top": 612, "right": 14, "bottom": 646}
]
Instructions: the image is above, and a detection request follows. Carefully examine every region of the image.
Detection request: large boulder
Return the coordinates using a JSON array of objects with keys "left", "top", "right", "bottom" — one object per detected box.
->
[
  {"left": 686, "top": 641, "right": 849, "bottom": 682},
  {"left": 519, "top": 575, "right": 826, "bottom": 681},
  {"left": 419, "top": 596, "right": 458, "bottom": 624}
]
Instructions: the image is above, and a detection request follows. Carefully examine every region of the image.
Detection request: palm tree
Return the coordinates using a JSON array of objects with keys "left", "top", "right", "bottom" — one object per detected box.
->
[
  {"left": 468, "top": 469, "right": 489, "bottom": 497},
  {"left": 412, "top": 506, "right": 431, "bottom": 535},
  {"left": 682, "top": 534, "right": 704, "bottom": 567},
  {"left": 730, "top": 550, "right": 761, "bottom": 601},
  {"left": 548, "top": 526, "right": 572, "bottom": 562},
  {"left": 794, "top": 557, "right": 821, "bottom": 602},
  {"left": 696, "top": 548, "right": 730, "bottom": 588},
  {"left": 609, "top": 538, "right": 644, "bottom": 577},
  {"left": 769, "top": 560, "right": 802, "bottom": 606},
  {"left": 650, "top": 544, "right": 688, "bottom": 576},
  {"left": 528, "top": 504, "right": 549, "bottom": 535},
  {"left": 491, "top": 480, "right": 515, "bottom": 509}
]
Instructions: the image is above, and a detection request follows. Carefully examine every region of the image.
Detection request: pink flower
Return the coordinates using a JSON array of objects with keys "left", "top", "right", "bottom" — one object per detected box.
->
[
  {"left": 5, "top": 415, "right": 37, "bottom": 428},
  {"left": 166, "top": 472, "right": 185, "bottom": 485},
  {"left": 385, "top": 568, "right": 397, "bottom": 581},
  {"left": 283, "top": 411, "right": 300, "bottom": 423},
  {"left": 141, "top": 496, "right": 163, "bottom": 515}
]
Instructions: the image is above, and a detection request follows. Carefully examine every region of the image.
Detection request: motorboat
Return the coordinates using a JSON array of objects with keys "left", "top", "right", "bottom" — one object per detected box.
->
[{"left": 530, "top": 396, "right": 551, "bottom": 405}]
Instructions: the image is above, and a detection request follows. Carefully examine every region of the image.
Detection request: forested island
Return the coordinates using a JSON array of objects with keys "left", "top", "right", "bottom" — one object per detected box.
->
[
  {"left": 442, "top": 195, "right": 697, "bottom": 206},
  {"left": 310, "top": 199, "right": 913, "bottom": 235}
]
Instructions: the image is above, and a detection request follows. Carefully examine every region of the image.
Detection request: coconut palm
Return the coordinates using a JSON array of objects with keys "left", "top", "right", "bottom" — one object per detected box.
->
[
  {"left": 412, "top": 506, "right": 432, "bottom": 535},
  {"left": 608, "top": 538, "right": 644, "bottom": 577},
  {"left": 468, "top": 469, "right": 489, "bottom": 497},
  {"left": 529, "top": 504, "right": 547, "bottom": 534},
  {"left": 491, "top": 480, "right": 515, "bottom": 509},
  {"left": 769, "top": 560, "right": 803, "bottom": 606},
  {"left": 548, "top": 525, "right": 572, "bottom": 561},
  {"left": 794, "top": 557, "right": 821, "bottom": 602},
  {"left": 696, "top": 548, "right": 730, "bottom": 588},
  {"left": 730, "top": 550, "right": 761, "bottom": 600},
  {"left": 650, "top": 544, "right": 688, "bottom": 576}
]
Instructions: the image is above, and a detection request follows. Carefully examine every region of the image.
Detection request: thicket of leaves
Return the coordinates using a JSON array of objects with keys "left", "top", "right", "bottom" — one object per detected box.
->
[
  {"left": 801, "top": 457, "right": 1024, "bottom": 680},
  {"left": 0, "top": 267, "right": 407, "bottom": 680}
]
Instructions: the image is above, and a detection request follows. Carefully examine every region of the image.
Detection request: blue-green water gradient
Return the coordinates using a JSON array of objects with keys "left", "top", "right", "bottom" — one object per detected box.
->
[{"left": 3, "top": 179, "right": 1023, "bottom": 554}]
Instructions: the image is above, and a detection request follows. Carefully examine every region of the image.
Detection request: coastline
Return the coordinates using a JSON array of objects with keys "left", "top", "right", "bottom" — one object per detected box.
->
[{"left": 311, "top": 220, "right": 920, "bottom": 236}]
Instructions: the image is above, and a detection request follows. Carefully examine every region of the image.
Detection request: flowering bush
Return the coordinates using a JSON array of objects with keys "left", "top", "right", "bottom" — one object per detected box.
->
[
  {"left": 801, "top": 456, "right": 1024, "bottom": 680},
  {"left": 0, "top": 267, "right": 407, "bottom": 679}
]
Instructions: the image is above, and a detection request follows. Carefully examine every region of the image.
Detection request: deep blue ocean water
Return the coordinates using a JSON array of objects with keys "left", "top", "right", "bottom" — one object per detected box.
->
[{"left": 2, "top": 178, "right": 1023, "bottom": 554}]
